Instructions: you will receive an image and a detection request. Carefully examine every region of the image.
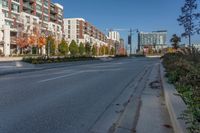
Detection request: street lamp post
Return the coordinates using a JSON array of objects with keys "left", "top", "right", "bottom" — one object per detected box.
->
[
  {"left": 128, "top": 29, "right": 132, "bottom": 56},
  {"left": 47, "top": 40, "right": 50, "bottom": 58}
]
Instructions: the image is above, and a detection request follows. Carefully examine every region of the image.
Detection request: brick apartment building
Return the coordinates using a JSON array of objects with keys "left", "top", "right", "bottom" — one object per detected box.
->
[
  {"left": 63, "top": 18, "right": 108, "bottom": 47},
  {"left": 0, "top": 0, "right": 63, "bottom": 56}
]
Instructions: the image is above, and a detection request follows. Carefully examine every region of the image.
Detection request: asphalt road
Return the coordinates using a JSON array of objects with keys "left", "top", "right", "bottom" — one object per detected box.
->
[{"left": 0, "top": 57, "right": 159, "bottom": 133}]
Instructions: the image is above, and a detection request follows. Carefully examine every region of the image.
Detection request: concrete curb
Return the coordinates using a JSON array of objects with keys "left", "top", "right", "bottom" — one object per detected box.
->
[
  {"left": 160, "top": 64, "right": 188, "bottom": 133},
  {"left": 146, "top": 55, "right": 162, "bottom": 58}
]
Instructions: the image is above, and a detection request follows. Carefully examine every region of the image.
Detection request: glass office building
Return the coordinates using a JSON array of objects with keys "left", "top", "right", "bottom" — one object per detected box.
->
[{"left": 138, "top": 30, "right": 167, "bottom": 51}]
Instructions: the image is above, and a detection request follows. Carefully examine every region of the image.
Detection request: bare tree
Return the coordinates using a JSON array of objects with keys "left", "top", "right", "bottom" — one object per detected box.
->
[{"left": 177, "top": 0, "right": 199, "bottom": 47}]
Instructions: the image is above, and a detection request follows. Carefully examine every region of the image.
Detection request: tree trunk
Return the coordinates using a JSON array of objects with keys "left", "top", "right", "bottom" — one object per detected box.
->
[
  {"left": 189, "top": 34, "right": 191, "bottom": 47},
  {"left": 31, "top": 46, "right": 33, "bottom": 54}
]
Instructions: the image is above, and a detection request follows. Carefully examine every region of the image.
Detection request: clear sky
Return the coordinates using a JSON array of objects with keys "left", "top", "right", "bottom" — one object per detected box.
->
[{"left": 53, "top": 0, "right": 200, "bottom": 50}]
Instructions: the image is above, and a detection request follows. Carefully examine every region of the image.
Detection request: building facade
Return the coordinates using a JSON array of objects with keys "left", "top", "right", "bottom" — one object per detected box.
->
[
  {"left": 119, "top": 38, "right": 126, "bottom": 55},
  {"left": 63, "top": 18, "right": 107, "bottom": 47},
  {"left": 180, "top": 43, "right": 200, "bottom": 50},
  {"left": 0, "top": 0, "right": 63, "bottom": 56},
  {"left": 138, "top": 30, "right": 167, "bottom": 52}
]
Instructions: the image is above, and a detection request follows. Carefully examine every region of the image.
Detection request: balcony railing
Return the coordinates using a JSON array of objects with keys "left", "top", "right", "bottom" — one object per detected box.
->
[
  {"left": 23, "top": 0, "right": 34, "bottom": 3},
  {"left": 50, "top": 15, "right": 56, "bottom": 20},
  {"left": 11, "top": 37, "right": 17, "bottom": 44}
]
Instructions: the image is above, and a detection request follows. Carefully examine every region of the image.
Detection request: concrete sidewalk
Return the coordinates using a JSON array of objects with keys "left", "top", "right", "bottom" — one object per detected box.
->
[
  {"left": 136, "top": 64, "right": 173, "bottom": 133},
  {"left": 0, "top": 57, "right": 23, "bottom": 62}
]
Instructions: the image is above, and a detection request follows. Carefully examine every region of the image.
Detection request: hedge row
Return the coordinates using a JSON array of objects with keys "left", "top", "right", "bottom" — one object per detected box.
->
[{"left": 23, "top": 56, "right": 98, "bottom": 64}]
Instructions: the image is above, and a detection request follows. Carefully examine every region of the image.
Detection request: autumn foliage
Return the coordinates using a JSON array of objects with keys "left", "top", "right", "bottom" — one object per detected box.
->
[
  {"left": 16, "top": 26, "right": 46, "bottom": 49},
  {"left": 16, "top": 33, "right": 29, "bottom": 48}
]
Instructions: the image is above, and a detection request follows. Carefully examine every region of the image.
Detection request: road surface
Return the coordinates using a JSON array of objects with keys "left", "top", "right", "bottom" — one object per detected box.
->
[{"left": 0, "top": 58, "right": 171, "bottom": 133}]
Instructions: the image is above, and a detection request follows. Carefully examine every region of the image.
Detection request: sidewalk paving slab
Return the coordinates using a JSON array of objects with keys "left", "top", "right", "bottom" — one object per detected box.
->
[{"left": 136, "top": 63, "right": 173, "bottom": 133}]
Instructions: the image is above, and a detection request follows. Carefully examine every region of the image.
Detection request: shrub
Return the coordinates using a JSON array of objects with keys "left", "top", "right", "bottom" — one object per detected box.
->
[
  {"left": 79, "top": 42, "right": 85, "bottom": 56},
  {"left": 58, "top": 39, "right": 69, "bottom": 56},
  {"left": 69, "top": 40, "right": 79, "bottom": 57},
  {"left": 85, "top": 42, "right": 91, "bottom": 56},
  {"left": 23, "top": 56, "right": 98, "bottom": 64}
]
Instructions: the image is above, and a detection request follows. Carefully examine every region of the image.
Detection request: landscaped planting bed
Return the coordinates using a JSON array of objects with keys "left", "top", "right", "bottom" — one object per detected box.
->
[{"left": 162, "top": 48, "right": 200, "bottom": 133}]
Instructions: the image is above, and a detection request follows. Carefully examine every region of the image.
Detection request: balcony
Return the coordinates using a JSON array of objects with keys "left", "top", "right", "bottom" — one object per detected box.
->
[
  {"left": 50, "top": 15, "right": 56, "bottom": 21},
  {"left": 23, "top": 3, "right": 34, "bottom": 11},
  {"left": 50, "top": 8, "right": 57, "bottom": 15}
]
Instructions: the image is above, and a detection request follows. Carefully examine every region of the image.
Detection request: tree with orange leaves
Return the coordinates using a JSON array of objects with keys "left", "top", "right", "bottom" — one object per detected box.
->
[
  {"left": 27, "top": 25, "right": 46, "bottom": 54},
  {"left": 38, "top": 36, "right": 46, "bottom": 48},
  {"left": 16, "top": 31, "right": 29, "bottom": 55},
  {"left": 28, "top": 35, "right": 36, "bottom": 46},
  {"left": 16, "top": 36, "right": 28, "bottom": 48}
]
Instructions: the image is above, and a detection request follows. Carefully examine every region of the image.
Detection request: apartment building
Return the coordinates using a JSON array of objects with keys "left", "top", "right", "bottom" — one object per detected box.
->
[
  {"left": 63, "top": 18, "right": 107, "bottom": 47},
  {"left": 0, "top": 0, "right": 63, "bottom": 56},
  {"left": 108, "top": 31, "right": 120, "bottom": 42},
  {"left": 106, "top": 31, "right": 121, "bottom": 54}
]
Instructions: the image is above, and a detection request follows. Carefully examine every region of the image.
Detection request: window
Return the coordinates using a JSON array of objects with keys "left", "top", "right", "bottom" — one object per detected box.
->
[
  {"left": 44, "top": 8, "right": 48, "bottom": 14},
  {"left": 37, "top": 0, "right": 42, "bottom": 3},
  {"left": 68, "top": 20, "right": 70, "bottom": 24},
  {"left": 44, "top": 1, "right": 48, "bottom": 7},
  {"left": 44, "top": 16, "right": 48, "bottom": 21},
  {"left": 11, "top": 3, "right": 19, "bottom": 12},
  {"left": 76, "top": 20, "right": 79, "bottom": 25},
  {"left": 33, "top": 18, "right": 37, "bottom": 24},
  {"left": 5, "top": 20, "right": 11, "bottom": 26},
  {"left": 13, "top": 0, "right": 20, "bottom": 2},
  {"left": 57, "top": 26, "right": 60, "bottom": 31},
  {"left": 36, "top": 4, "right": 42, "bottom": 11},
  {"left": 3, "top": 10, "right": 9, "bottom": 17},
  {"left": 26, "top": 16, "right": 30, "bottom": 23},
  {"left": 36, "top": 13, "right": 42, "bottom": 19},
  {"left": 2, "top": 0, "right": 8, "bottom": 8}
]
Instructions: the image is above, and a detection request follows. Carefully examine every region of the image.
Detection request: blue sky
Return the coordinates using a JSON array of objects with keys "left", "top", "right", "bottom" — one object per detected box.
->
[{"left": 53, "top": 0, "right": 200, "bottom": 50}]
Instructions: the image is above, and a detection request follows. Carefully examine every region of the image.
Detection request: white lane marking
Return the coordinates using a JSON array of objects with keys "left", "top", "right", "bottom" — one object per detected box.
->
[
  {"left": 38, "top": 71, "right": 82, "bottom": 83},
  {"left": 83, "top": 68, "right": 121, "bottom": 73},
  {"left": 37, "top": 68, "right": 121, "bottom": 83}
]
